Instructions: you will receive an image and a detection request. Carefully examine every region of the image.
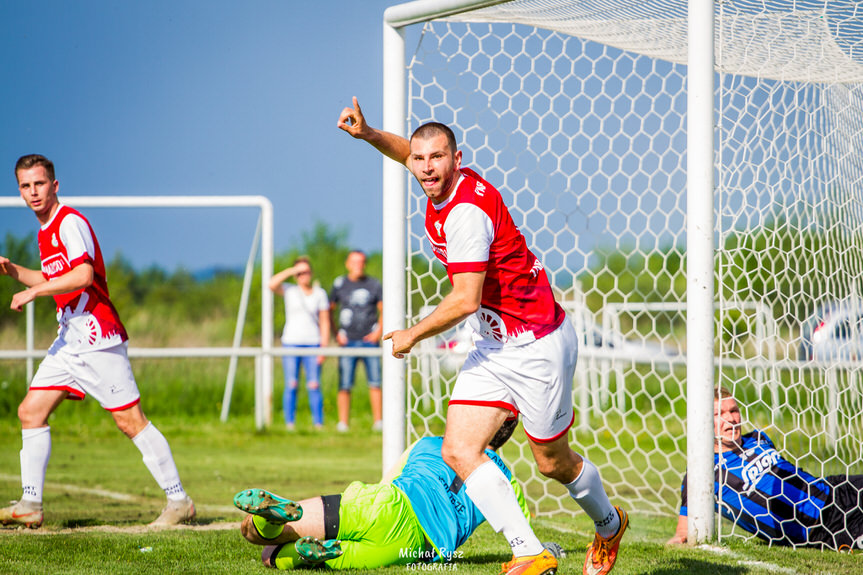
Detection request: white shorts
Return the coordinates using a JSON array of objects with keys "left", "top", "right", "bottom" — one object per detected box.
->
[
  {"left": 30, "top": 341, "right": 141, "bottom": 411},
  {"left": 450, "top": 319, "right": 578, "bottom": 442}
]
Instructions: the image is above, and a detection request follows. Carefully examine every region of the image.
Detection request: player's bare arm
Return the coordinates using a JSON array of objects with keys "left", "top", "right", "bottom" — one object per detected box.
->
[
  {"left": 384, "top": 271, "right": 485, "bottom": 358},
  {"left": 337, "top": 96, "right": 411, "bottom": 167},
  {"left": 666, "top": 515, "right": 688, "bottom": 545},
  {"left": 10, "top": 262, "right": 94, "bottom": 312},
  {"left": 0, "top": 256, "right": 45, "bottom": 288}
]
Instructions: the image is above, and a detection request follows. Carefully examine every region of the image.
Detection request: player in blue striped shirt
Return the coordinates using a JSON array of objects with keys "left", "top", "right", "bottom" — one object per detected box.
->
[{"left": 668, "top": 386, "right": 863, "bottom": 550}]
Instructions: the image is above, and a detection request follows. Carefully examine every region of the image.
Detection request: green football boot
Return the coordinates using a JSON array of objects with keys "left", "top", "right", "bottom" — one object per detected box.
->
[
  {"left": 295, "top": 536, "right": 343, "bottom": 563},
  {"left": 233, "top": 489, "right": 302, "bottom": 524}
]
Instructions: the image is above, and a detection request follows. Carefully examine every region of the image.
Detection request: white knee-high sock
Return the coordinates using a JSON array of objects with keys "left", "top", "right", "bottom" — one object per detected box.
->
[
  {"left": 464, "top": 460, "right": 544, "bottom": 557},
  {"left": 20, "top": 426, "right": 51, "bottom": 503},
  {"left": 131, "top": 422, "right": 187, "bottom": 501},
  {"left": 565, "top": 457, "right": 619, "bottom": 537}
]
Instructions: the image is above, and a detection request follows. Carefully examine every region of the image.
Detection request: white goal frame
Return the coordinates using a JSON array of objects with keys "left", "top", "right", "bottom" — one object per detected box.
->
[
  {"left": 380, "top": 0, "right": 718, "bottom": 541},
  {"left": 0, "top": 195, "right": 276, "bottom": 429}
]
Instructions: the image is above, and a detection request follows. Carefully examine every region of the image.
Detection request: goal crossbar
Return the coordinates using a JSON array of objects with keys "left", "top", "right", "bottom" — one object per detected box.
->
[{"left": 0, "top": 195, "right": 275, "bottom": 428}]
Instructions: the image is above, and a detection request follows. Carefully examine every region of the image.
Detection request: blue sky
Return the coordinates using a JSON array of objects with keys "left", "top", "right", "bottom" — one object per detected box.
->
[{"left": 1, "top": 0, "right": 410, "bottom": 271}]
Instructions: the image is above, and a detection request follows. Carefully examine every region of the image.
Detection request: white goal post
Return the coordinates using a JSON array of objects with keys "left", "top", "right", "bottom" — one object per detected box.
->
[
  {"left": 0, "top": 195, "right": 276, "bottom": 429},
  {"left": 382, "top": 0, "right": 863, "bottom": 546}
]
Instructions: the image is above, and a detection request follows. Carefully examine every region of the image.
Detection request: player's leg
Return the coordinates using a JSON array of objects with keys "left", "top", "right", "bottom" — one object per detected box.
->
[
  {"left": 74, "top": 343, "right": 193, "bottom": 526},
  {"left": 445, "top": 350, "right": 554, "bottom": 571},
  {"left": 281, "top": 351, "right": 300, "bottom": 429},
  {"left": 362, "top": 344, "right": 383, "bottom": 430},
  {"left": 815, "top": 475, "right": 863, "bottom": 550},
  {"left": 444, "top": 402, "right": 553, "bottom": 570},
  {"left": 112, "top": 403, "right": 194, "bottom": 525},
  {"left": 520, "top": 320, "right": 626, "bottom": 575},
  {"left": 260, "top": 482, "right": 426, "bottom": 570},
  {"left": 302, "top": 353, "right": 324, "bottom": 429},
  {"left": 237, "top": 492, "right": 323, "bottom": 545},
  {"left": 337, "top": 347, "right": 357, "bottom": 431},
  {"left": 0, "top": 387, "right": 67, "bottom": 529}
]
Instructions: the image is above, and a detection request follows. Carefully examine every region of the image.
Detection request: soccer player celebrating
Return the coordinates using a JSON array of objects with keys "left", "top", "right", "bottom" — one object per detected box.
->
[
  {"left": 0, "top": 154, "right": 194, "bottom": 528},
  {"left": 337, "top": 98, "right": 627, "bottom": 575}
]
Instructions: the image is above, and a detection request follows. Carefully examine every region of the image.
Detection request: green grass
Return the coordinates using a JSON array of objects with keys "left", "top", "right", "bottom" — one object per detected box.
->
[
  {"left": 0, "top": 412, "right": 859, "bottom": 574},
  {"left": 1, "top": 359, "right": 861, "bottom": 574}
]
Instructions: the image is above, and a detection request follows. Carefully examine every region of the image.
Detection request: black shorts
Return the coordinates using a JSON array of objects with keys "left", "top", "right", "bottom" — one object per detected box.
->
[{"left": 808, "top": 475, "right": 863, "bottom": 550}]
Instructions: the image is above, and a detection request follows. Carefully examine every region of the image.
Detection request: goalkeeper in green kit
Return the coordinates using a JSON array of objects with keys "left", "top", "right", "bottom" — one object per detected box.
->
[{"left": 234, "top": 418, "right": 562, "bottom": 569}]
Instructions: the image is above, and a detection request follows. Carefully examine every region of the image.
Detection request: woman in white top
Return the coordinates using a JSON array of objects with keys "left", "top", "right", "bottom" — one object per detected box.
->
[{"left": 269, "top": 256, "right": 330, "bottom": 430}]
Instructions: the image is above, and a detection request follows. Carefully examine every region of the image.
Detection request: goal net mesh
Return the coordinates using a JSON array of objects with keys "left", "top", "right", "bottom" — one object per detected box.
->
[{"left": 403, "top": 0, "right": 863, "bottom": 543}]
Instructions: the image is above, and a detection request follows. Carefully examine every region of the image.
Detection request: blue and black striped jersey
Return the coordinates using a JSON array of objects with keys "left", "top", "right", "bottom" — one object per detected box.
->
[{"left": 679, "top": 430, "right": 832, "bottom": 545}]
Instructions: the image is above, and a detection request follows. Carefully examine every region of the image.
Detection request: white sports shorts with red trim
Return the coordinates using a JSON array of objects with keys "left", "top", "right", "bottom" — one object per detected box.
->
[
  {"left": 449, "top": 318, "right": 578, "bottom": 443},
  {"left": 30, "top": 341, "right": 141, "bottom": 412}
]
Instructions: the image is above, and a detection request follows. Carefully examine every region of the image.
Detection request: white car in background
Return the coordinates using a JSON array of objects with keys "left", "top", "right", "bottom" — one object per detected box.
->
[{"left": 799, "top": 300, "right": 863, "bottom": 362}]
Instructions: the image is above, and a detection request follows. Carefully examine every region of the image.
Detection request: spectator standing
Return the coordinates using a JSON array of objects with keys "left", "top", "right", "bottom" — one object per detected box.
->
[
  {"left": 269, "top": 257, "right": 330, "bottom": 430},
  {"left": 329, "top": 250, "right": 383, "bottom": 432}
]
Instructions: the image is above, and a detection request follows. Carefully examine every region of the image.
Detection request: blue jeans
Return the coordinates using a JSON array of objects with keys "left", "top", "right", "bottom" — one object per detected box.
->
[
  {"left": 338, "top": 340, "right": 382, "bottom": 391},
  {"left": 281, "top": 344, "right": 323, "bottom": 426}
]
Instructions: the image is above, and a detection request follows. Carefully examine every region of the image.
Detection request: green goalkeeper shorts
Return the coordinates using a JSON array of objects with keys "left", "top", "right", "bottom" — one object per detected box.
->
[{"left": 326, "top": 481, "right": 430, "bottom": 569}]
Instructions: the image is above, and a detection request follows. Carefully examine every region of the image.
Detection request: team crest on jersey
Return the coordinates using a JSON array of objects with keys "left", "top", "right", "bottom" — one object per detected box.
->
[
  {"left": 474, "top": 181, "right": 486, "bottom": 196},
  {"left": 476, "top": 308, "right": 506, "bottom": 342},
  {"left": 51, "top": 233, "right": 59, "bottom": 248},
  {"left": 434, "top": 221, "right": 443, "bottom": 236}
]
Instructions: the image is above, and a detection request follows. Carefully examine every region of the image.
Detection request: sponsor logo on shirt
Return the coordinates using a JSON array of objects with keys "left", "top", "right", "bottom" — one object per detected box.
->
[
  {"left": 529, "top": 258, "right": 544, "bottom": 278},
  {"left": 41, "top": 253, "right": 68, "bottom": 276},
  {"left": 741, "top": 448, "right": 781, "bottom": 492},
  {"left": 474, "top": 181, "right": 486, "bottom": 196}
]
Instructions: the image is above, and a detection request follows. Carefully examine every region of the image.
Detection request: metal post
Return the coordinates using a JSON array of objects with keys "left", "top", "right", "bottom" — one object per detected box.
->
[
  {"left": 687, "top": 0, "right": 717, "bottom": 544},
  {"left": 381, "top": 10, "right": 409, "bottom": 474},
  {"left": 221, "top": 213, "right": 263, "bottom": 422}
]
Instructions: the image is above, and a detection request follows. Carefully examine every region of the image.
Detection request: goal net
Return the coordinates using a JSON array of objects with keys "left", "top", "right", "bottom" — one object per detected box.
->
[{"left": 395, "top": 0, "right": 863, "bottom": 543}]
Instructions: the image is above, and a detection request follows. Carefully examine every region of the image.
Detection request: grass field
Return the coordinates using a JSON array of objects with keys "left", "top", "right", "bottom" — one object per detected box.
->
[{"left": 0, "top": 362, "right": 861, "bottom": 574}]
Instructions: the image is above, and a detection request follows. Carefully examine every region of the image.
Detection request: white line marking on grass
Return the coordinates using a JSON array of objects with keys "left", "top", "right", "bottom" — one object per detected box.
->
[
  {"left": 698, "top": 544, "right": 802, "bottom": 575},
  {"left": 0, "top": 472, "right": 238, "bottom": 514},
  {"left": 0, "top": 521, "right": 243, "bottom": 535}
]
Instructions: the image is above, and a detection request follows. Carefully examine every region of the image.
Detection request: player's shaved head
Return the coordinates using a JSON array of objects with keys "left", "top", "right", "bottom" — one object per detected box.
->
[{"left": 411, "top": 122, "right": 457, "bottom": 154}]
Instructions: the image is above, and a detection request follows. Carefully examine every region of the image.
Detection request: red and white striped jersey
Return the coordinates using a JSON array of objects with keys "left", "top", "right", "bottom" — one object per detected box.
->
[
  {"left": 38, "top": 204, "right": 127, "bottom": 352},
  {"left": 424, "top": 167, "right": 565, "bottom": 347}
]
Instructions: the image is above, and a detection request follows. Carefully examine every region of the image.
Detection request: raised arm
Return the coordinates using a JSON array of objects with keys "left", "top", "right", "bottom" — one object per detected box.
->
[
  {"left": 268, "top": 265, "right": 300, "bottom": 296},
  {"left": 336, "top": 97, "right": 411, "bottom": 167}
]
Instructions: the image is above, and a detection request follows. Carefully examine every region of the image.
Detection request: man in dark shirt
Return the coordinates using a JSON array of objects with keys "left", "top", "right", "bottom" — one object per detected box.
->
[{"left": 329, "top": 250, "right": 383, "bottom": 432}]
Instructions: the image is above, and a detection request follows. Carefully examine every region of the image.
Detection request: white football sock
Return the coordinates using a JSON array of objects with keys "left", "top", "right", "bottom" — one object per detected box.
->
[
  {"left": 132, "top": 422, "right": 187, "bottom": 501},
  {"left": 464, "top": 459, "right": 544, "bottom": 557},
  {"left": 20, "top": 426, "right": 51, "bottom": 503},
  {"left": 565, "top": 457, "right": 619, "bottom": 538}
]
